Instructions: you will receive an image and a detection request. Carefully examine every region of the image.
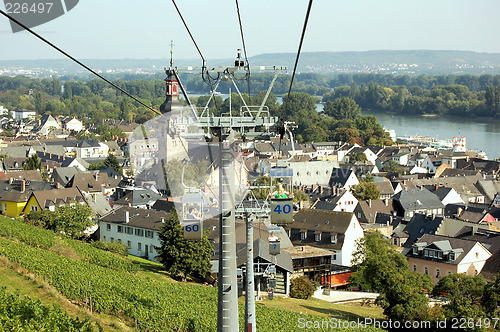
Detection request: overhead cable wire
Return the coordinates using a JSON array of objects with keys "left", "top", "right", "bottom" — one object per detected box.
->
[
  {"left": 171, "top": 0, "right": 221, "bottom": 112},
  {"left": 0, "top": 9, "right": 161, "bottom": 116},
  {"left": 277, "top": 0, "right": 313, "bottom": 156},
  {"left": 235, "top": 0, "right": 251, "bottom": 104}
]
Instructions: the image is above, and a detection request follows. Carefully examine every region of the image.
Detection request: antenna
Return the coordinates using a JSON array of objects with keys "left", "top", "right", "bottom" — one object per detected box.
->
[{"left": 170, "top": 40, "right": 174, "bottom": 68}]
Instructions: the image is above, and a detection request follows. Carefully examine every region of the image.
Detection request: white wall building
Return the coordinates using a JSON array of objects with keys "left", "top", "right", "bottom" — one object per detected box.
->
[{"left": 99, "top": 206, "right": 170, "bottom": 262}]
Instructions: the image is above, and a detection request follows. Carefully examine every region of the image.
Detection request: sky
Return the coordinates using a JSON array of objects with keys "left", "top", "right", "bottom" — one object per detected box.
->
[{"left": 1, "top": 0, "right": 500, "bottom": 61}]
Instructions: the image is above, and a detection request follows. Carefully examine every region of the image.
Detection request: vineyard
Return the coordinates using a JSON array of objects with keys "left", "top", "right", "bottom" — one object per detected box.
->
[
  {"left": 0, "top": 216, "right": 381, "bottom": 331},
  {"left": 0, "top": 287, "right": 97, "bottom": 331}
]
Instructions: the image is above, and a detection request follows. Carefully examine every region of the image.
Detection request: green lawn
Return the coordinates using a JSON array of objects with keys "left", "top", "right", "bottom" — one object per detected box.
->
[{"left": 256, "top": 296, "right": 385, "bottom": 321}]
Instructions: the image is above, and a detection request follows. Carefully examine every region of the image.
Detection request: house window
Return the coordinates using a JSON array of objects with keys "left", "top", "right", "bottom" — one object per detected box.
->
[
  {"left": 413, "top": 265, "right": 417, "bottom": 272},
  {"left": 149, "top": 245, "right": 153, "bottom": 253},
  {"left": 146, "top": 231, "right": 153, "bottom": 238},
  {"left": 127, "top": 240, "right": 131, "bottom": 247},
  {"left": 2, "top": 203, "right": 6, "bottom": 212},
  {"left": 394, "top": 238, "right": 398, "bottom": 246},
  {"left": 436, "top": 269, "right": 440, "bottom": 277},
  {"left": 110, "top": 237, "right": 114, "bottom": 242},
  {"left": 30, "top": 205, "right": 38, "bottom": 212},
  {"left": 315, "top": 233, "right": 321, "bottom": 242},
  {"left": 300, "top": 232, "right": 306, "bottom": 240},
  {"left": 103, "top": 236, "right": 106, "bottom": 241},
  {"left": 135, "top": 229, "right": 144, "bottom": 237},
  {"left": 127, "top": 227, "right": 133, "bottom": 235},
  {"left": 449, "top": 253, "right": 455, "bottom": 261},
  {"left": 437, "top": 251, "right": 443, "bottom": 259},
  {"left": 424, "top": 267, "right": 429, "bottom": 275},
  {"left": 106, "top": 223, "right": 111, "bottom": 231},
  {"left": 138, "top": 243, "right": 142, "bottom": 251},
  {"left": 117, "top": 225, "right": 123, "bottom": 233},
  {"left": 331, "top": 234, "right": 337, "bottom": 244}
]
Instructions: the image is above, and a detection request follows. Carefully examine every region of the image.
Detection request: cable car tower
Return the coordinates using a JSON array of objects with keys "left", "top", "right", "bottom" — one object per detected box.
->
[{"left": 162, "top": 50, "right": 287, "bottom": 331}]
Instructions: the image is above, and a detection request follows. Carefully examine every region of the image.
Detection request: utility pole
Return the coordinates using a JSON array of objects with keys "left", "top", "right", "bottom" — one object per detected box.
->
[
  {"left": 216, "top": 128, "right": 239, "bottom": 332},
  {"left": 245, "top": 214, "right": 256, "bottom": 332}
]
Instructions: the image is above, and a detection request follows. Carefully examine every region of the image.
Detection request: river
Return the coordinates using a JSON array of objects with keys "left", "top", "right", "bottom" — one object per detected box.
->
[{"left": 189, "top": 93, "right": 500, "bottom": 160}]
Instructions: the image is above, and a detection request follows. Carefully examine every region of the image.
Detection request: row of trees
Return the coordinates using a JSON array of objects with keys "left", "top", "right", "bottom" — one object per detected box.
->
[
  {"left": 324, "top": 81, "right": 500, "bottom": 118},
  {"left": 351, "top": 231, "right": 500, "bottom": 324}
]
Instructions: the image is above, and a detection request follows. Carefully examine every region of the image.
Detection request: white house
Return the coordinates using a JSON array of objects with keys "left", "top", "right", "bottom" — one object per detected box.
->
[
  {"left": 11, "top": 109, "right": 36, "bottom": 120},
  {"left": 392, "top": 152, "right": 411, "bottom": 166},
  {"left": 329, "top": 167, "right": 359, "bottom": 191},
  {"left": 76, "top": 140, "right": 109, "bottom": 158},
  {"left": 312, "top": 190, "right": 358, "bottom": 213},
  {"left": 99, "top": 206, "right": 170, "bottom": 262},
  {"left": 65, "top": 118, "right": 84, "bottom": 132},
  {"left": 288, "top": 209, "right": 364, "bottom": 267}
]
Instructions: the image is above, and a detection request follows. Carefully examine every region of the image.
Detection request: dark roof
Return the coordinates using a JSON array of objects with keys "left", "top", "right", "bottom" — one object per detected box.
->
[
  {"left": 113, "top": 188, "right": 162, "bottom": 207},
  {"left": 374, "top": 181, "right": 395, "bottom": 195},
  {"left": 0, "top": 179, "right": 56, "bottom": 199},
  {"left": 100, "top": 206, "right": 170, "bottom": 231},
  {"left": 454, "top": 226, "right": 500, "bottom": 254},
  {"left": 5, "top": 170, "right": 43, "bottom": 181},
  {"left": 423, "top": 185, "right": 454, "bottom": 201},
  {"left": 355, "top": 199, "right": 395, "bottom": 224},
  {"left": 292, "top": 209, "right": 353, "bottom": 234},
  {"left": 0, "top": 191, "right": 28, "bottom": 202},
  {"left": 481, "top": 250, "right": 500, "bottom": 281},
  {"left": 52, "top": 167, "right": 84, "bottom": 187},
  {"left": 236, "top": 238, "right": 293, "bottom": 273},
  {"left": 407, "top": 234, "right": 483, "bottom": 266},
  {"left": 66, "top": 172, "right": 112, "bottom": 192},
  {"left": 402, "top": 213, "right": 444, "bottom": 250},
  {"left": 329, "top": 167, "right": 355, "bottom": 187},
  {"left": 393, "top": 188, "right": 444, "bottom": 211},
  {"left": 151, "top": 199, "right": 176, "bottom": 213},
  {"left": 25, "top": 187, "right": 84, "bottom": 210}
]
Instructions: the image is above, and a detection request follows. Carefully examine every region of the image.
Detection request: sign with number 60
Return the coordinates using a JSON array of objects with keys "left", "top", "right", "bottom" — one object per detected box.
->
[{"left": 182, "top": 220, "right": 203, "bottom": 240}]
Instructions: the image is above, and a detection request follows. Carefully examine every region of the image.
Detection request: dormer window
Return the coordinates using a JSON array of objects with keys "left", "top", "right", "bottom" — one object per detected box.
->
[
  {"left": 449, "top": 253, "right": 455, "bottom": 260},
  {"left": 300, "top": 231, "right": 306, "bottom": 240},
  {"left": 331, "top": 233, "right": 337, "bottom": 244},
  {"left": 315, "top": 233, "right": 321, "bottom": 242}
]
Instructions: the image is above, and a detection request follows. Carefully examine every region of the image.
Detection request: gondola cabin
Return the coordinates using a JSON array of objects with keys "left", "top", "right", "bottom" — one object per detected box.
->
[
  {"left": 181, "top": 191, "right": 204, "bottom": 240},
  {"left": 269, "top": 166, "right": 294, "bottom": 225}
]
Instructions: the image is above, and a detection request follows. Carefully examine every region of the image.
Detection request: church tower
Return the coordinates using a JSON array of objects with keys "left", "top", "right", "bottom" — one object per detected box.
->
[{"left": 160, "top": 42, "right": 183, "bottom": 114}]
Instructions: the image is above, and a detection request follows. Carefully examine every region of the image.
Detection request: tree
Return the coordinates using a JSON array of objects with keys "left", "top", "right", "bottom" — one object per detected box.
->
[
  {"left": 103, "top": 154, "right": 122, "bottom": 174},
  {"left": 433, "top": 273, "right": 487, "bottom": 320},
  {"left": 323, "top": 97, "right": 361, "bottom": 120},
  {"left": 25, "top": 204, "right": 94, "bottom": 239},
  {"left": 350, "top": 231, "right": 433, "bottom": 321},
  {"left": 349, "top": 152, "right": 367, "bottom": 163},
  {"left": 156, "top": 210, "right": 213, "bottom": 281},
  {"left": 23, "top": 154, "right": 42, "bottom": 171},
  {"left": 382, "top": 160, "right": 401, "bottom": 173},
  {"left": 351, "top": 182, "right": 380, "bottom": 201},
  {"left": 290, "top": 276, "right": 315, "bottom": 299}
]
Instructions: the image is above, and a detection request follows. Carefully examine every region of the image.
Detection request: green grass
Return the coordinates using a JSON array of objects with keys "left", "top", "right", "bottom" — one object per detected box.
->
[{"left": 257, "top": 296, "right": 385, "bottom": 321}]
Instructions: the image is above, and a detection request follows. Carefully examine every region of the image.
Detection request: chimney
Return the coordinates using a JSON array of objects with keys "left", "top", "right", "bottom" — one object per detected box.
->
[
  {"left": 56, "top": 182, "right": 60, "bottom": 189},
  {"left": 434, "top": 184, "right": 438, "bottom": 191},
  {"left": 472, "top": 226, "right": 478, "bottom": 235},
  {"left": 62, "top": 155, "right": 65, "bottom": 161},
  {"left": 384, "top": 198, "right": 389, "bottom": 207},
  {"left": 368, "top": 199, "right": 372, "bottom": 208},
  {"left": 21, "top": 180, "right": 25, "bottom": 193},
  {"left": 124, "top": 210, "right": 130, "bottom": 223},
  {"left": 161, "top": 218, "right": 165, "bottom": 223}
]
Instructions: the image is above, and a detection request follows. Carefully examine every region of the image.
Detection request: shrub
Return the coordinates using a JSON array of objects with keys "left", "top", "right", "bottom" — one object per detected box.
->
[
  {"left": 290, "top": 276, "right": 316, "bottom": 299},
  {"left": 90, "top": 239, "right": 128, "bottom": 256}
]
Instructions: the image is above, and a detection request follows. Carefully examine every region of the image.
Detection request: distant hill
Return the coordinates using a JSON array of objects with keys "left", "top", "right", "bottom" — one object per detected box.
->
[{"left": 2, "top": 50, "right": 500, "bottom": 76}]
